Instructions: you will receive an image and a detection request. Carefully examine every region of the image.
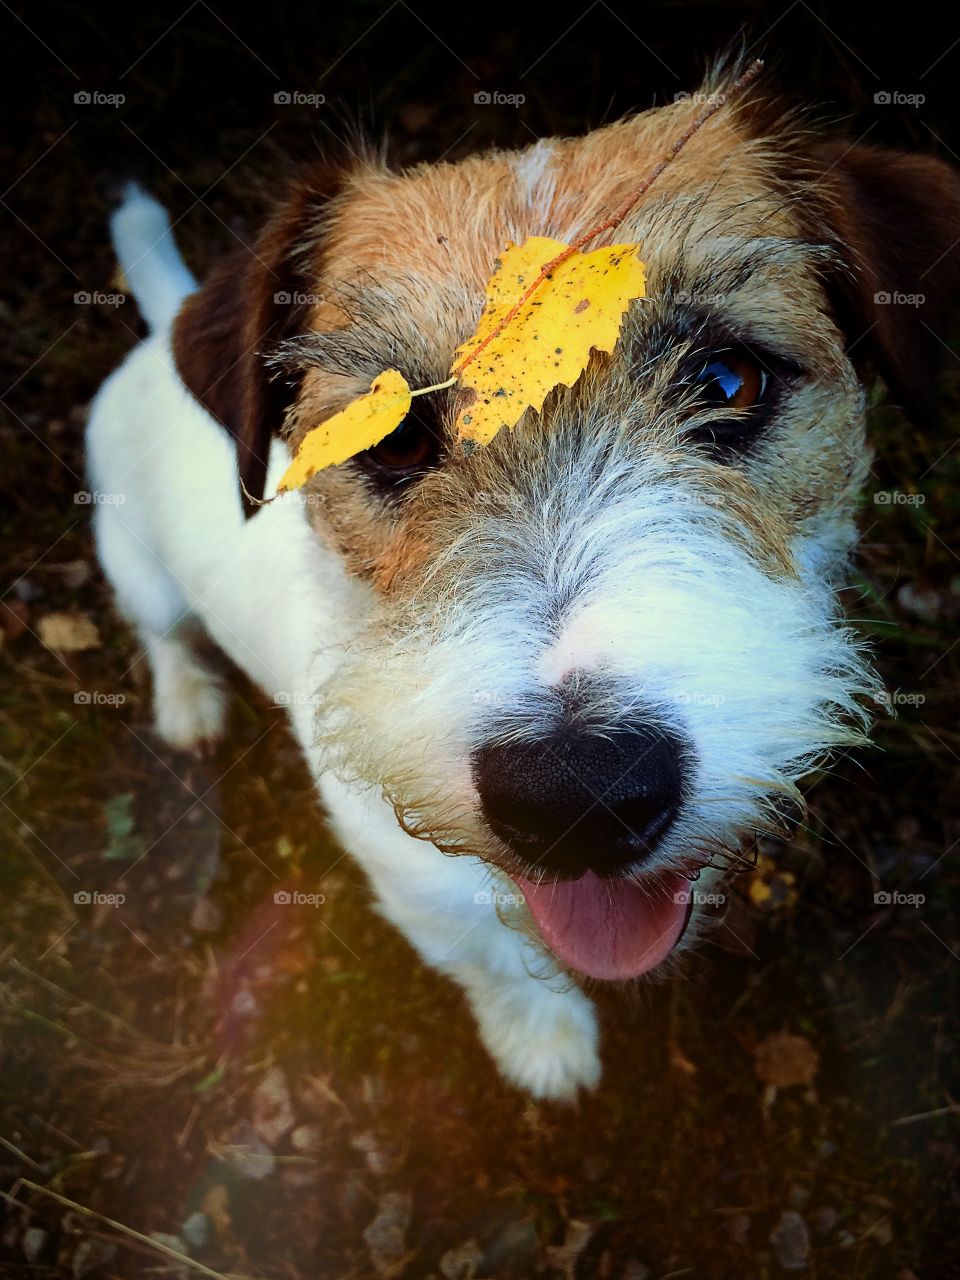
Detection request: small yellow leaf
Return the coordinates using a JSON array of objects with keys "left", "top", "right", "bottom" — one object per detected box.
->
[
  {"left": 38, "top": 612, "right": 101, "bottom": 652},
  {"left": 753, "top": 1031, "right": 819, "bottom": 1089},
  {"left": 453, "top": 237, "right": 645, "bottom": 444},
  {"left": 277, "top": 369, "right": 412, "bottom": 491}
]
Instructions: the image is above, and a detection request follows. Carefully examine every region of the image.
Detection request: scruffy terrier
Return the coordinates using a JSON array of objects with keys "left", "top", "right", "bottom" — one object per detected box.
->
[{"left": 87, "top": 58, "right": 960, "bottom": 1098}]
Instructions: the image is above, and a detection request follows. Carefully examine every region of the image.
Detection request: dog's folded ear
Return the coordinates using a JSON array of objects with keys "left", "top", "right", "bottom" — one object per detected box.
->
[
  {"left": 172, "top": 173, "right": 337, "bottom": 512},
  {"left": 810, "top": 140, "right": 960, "bottom": 429}
]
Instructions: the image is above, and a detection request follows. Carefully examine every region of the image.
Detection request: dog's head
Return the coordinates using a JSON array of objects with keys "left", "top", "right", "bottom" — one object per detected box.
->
[{"left": 174, "top": 60, "right": 960, "bottom": 981}]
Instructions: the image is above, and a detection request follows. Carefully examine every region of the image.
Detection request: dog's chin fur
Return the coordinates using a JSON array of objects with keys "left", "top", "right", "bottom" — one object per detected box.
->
[{"left": 86, "top": 56, "right": 960, "bottom": 1098}]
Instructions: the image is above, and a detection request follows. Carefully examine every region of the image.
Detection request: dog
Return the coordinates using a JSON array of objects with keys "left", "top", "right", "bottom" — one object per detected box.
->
[{"left": 86, "top": 56, "right": 960, "bottom": 1099}]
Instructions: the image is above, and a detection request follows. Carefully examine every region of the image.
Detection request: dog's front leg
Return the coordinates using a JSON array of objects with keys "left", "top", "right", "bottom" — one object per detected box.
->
[{"left": 317, "top": 776, "right": 601, "bottom": 1101}]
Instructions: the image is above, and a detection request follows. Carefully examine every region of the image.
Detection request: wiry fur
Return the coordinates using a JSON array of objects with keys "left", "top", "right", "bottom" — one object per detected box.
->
[{"left": 86, "top": 60, "right": 960, "bottom": 1098}]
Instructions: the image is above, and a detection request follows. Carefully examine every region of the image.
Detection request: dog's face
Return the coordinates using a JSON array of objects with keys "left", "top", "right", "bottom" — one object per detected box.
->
[{"left": 174, "top": 65, "right": 960, "bottom": 981}]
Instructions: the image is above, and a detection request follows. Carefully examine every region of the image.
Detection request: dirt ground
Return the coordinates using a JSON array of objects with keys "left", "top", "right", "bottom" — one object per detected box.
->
[{"left": 2, "top": 3, "right": 959, "bottom": 1278}]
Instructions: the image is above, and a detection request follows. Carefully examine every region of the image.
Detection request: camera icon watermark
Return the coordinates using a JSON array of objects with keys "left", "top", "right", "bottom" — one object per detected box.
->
[
  {"left": 874, "top": 889, "right": 925, "bottom": 907},
  {"left": 273, "top": 690, "right": 322, "bottom": 708},
  {"left": 274, "top": 90, "right": 325, "bottom": 107},
  {"left": 474, "top": 888, "right": 525, "bottom": 907},
  {"left": 74, "top": 690, "right": 125, "bottom": 707},
  {"left": 474, "top": 90, "right": 525, "bottom": 107},
  {"left": 675, "top": 690, "right": 726, "bottom": 707},
  {"left": 74, "top": 90, "right": 125, "bottom": 108},
  {"left": 674, "top": 90, "right": 726, "bottom": 106},
  {"left": 74, "top": 290, "right": 126, "bottom": 308},
  {"left": 873, "top": 291, "right": 925, "bottom": 307},
  {"left": 273, "top": 889, "right": 326, "bottom": 907},
  {"left": 273, "top": 290, "right": 322, "bottom": 306},
  {"left": 873, "top": 489, "right": 925, "bottom": 506},
  {"left": 74, "top": 889, "right": 126, "bottom": 907},
  {"left": 673, "top": 887, "right": 725, "bottom": 907},
  {"left": 874, "top": 90, "right": 925, "bottom": 107},
  {"left": 74, "top": 489, "right": 126, "bottom": 505},
  {"left": 872, "top": 688, "right": 925, "bottom": 710}
]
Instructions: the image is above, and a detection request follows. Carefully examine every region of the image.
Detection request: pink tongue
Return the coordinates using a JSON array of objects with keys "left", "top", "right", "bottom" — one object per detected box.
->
[{"left": 516, "top": 870, "right": 690, "bottom": 980}]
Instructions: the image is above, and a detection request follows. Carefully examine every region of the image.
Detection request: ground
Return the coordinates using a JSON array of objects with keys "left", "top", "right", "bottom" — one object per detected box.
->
[{"left": 1, "top": 4, "right": 959, "bottom": 1278}]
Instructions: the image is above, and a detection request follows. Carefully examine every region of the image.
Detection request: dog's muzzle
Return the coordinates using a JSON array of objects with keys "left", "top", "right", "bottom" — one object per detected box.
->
[
  {"left": 473, "top": 722, "right": 687, "bottom": 877},
  {"left": 472, "top": 721, "right": 694, "bottom": 982}
]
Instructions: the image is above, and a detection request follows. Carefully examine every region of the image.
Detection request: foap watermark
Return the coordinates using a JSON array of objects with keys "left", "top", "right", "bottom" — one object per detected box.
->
[
  {"left": 274, "top": 91, "right": 325, "bottom": 107},
  {"left": 874, "top": 890, "right": 925, "bottom": 907},
  {"left": 473, "top": 690, "right": 523, "bottom": 709},
  {"left": 74, "top": 691, "right": 126, "bottom": 707},
  {"left": 474, "top": 90, "right": 525, "bottom": 107},
  {"left": 74, "top": 890, "right": 126, "bottom": 908},
  {"left": 274, "top": 290, "right": 323, "bottom": 306},
  {"left": 874, "top": 291, "right": 925, "bottom": 308},
  {"left": 75, "top": 290, "right": 126, "bottom": 308},
  {"left": 674, "top": 90, "right": 726, "bottom": 106},
  {"left": 874, "top": 90, "right": 925, "bottom": 107},
  {"left": 273, "top": 690, "right": 322, "bottom": 708},
  {"left": 674, "top": 690, "right": 726, "bottom": 708},
  {"left": 74, "top": 90, "right": 125, "bottom": 108},
  {"left": 274, "top": 889, "right": 326, "bottom": 907},
  {"left": 673, "top": 887, "right": 725, "bottom": 907},
  {"left": 74, "top": 489, "right": 126, "bottom": 506},
  {"left": 873, "top": 688, "right": 925, "bottom": 710},
  {"left": 874, "top": 489, "right": 925, "bottom": 506},
  {"left": 674, "top": 289, "right": 729, "bottom": 306},
  {"left": 474, "top": 888, "right": 525, "bottom": 907}
]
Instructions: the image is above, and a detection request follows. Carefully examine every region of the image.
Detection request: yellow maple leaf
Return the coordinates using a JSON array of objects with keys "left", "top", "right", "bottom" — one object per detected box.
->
[
  {"left": 453, "top": 236, "right": 646, "bottom": 444},
  {"left": 277, "top": 369, "right": 412, "bottom": 493}
]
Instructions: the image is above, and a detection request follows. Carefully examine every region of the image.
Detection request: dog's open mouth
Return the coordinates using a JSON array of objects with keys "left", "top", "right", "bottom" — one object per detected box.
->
[{"left": 514, "top": 870, "right": 692, "bottom": 981}]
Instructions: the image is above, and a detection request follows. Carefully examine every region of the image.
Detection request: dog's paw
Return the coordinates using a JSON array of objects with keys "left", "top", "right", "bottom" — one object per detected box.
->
[
  {"left": 470, "top": 980, "right": 601, "bottom": 1101},
  {"left": 153, "top": 658, "right": 227, "bottom": 754}
]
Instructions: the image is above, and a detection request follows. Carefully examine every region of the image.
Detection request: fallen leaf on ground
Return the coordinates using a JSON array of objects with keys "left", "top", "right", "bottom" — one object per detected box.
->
[
  {"left": 38, "top": 612, "right": 100, "bottom": 652},
  {"left": 754, "top": 1031, "right": 819, "bottom": 1089}
]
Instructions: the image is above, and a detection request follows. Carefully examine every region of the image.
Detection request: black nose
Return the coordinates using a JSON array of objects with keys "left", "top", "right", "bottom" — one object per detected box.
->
[{"left": 473, "top": 724, "right": 688, "bottom": 878}]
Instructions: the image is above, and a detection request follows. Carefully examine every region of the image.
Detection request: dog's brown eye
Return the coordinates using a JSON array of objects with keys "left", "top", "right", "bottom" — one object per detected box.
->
[
  {"left": 367, "top": 415, "right": 440, "bottom": 471},
  {"left": 694, "top": 351, "right": 766, "bottom": 409}
]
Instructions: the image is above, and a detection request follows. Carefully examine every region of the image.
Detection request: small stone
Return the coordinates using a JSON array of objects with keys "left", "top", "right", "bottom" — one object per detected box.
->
[
  {"left": 151, "top": 1231, "right": 186, "bottom": 1248},
  {"left": 190, "top": 897, "right": 222, "bottom": 934},
  {"left": 225, "top": 1123, "right": 275, "bottom": 1180},
  {"left": 181, "top": 1212, "right": 210, "bottom": 1250},
  {"left": 440, "top": 1239, "right": 484, "bottom": 1280},
  {"left": 61, "top": 560, "right": 91, "bottom": 590},
  {"left": 788, "top": 1185, "right": 811, "bottom": 1210},
  {"left": 73, "top": 1239, "right": 119, "bottom": 1277},
  {"left": 727, "top": 1214, "right": 750, "bottom": 1246},
  {"left": 12, "top": 577, "right": 44, "bottom": 603},
  {"left": 363, "top": 1190, "right": 412, "bottom": 1275},
  {"left": 481, "top": 1217, "right": 539, "bottom": 1274},
  {"left": 291, "top": 1124, "right": 324, "bottom": 1155},
  {"left": 864, "top": 1215, "right": 893, "bottom": 1246},
  {"left": 769, "top": 1210, "right": 810, "bottom": 1271},
  {"left": 544, "top": 1219, "right": 596, "bottom": 1278},
  {"left": 352, "top": 1130, "right": 390, "bottom": 1176},
  {"left": 22, "top": 1227, "right": 47, "bottom": 1262},
  {"left": 812, "top": 1206, "right": 838, "bottom": 1237},
  {"left": 230, "top": 988, "right": 258, "bottom": 1018},
  {"left": 621, "top": 1263, "right": 652, "bottom": 1280},
  {"left": 252, "top": 1066, "right": 295, "bottom": 1145}
]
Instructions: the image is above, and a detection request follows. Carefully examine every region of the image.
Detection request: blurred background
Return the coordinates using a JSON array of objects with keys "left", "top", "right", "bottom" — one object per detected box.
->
[{"left": 1, "top": 2, "right": 959, "bottom": 1277}]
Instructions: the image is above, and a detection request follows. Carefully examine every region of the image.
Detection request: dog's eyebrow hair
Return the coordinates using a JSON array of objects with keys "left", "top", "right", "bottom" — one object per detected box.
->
[{"left": 271, "top": 277, "right": 468, "bottom": 386}]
